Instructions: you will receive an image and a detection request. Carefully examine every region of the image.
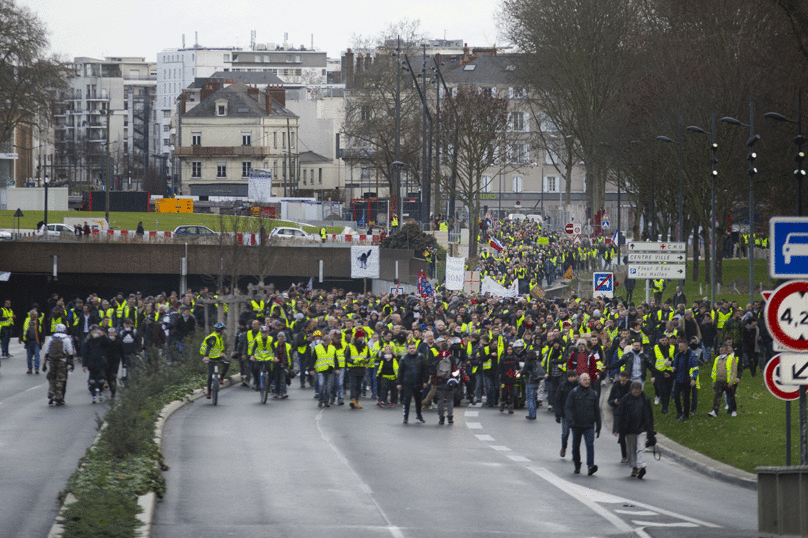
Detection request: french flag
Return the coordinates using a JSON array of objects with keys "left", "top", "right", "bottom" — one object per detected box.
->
[{"left": 489, "top": 236, "right": 504, "bottom": 252}]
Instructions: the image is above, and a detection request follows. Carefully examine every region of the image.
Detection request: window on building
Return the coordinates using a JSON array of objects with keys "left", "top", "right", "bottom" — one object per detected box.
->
[
  {"left": 217, "top": 162, "right": 226, "bottom": 178},
  {"left": 282, "top": 132, "right": 286, "bottom": 149},
  {"left": 302, "top": 169, "right": 307, "bottom": 184},
  {"left": 511, "top": 143, "right": 529, "bottom": 164},
  {"left": 163, "top": 124, "right": 170, "bottom": 132},
  {"left": 290, "top": 133, "right": 295, "bottom": 149},
  {"left": 163, "top": 110, "right": 170, "bottom": 118},
  {"left": 217, "top": 105, "right": 226, "bottom": 116},
  {"left": 512, "top": 112, "right": 524, "bottom": 132},
  {"left": 482, "top": 176, "right": 492, "bottom": 193},
  {"left": 273, "top": 132, "right": 278, "bottom": 148},
  {"left": 512, "top": 176, "right": 523, "bottom": 192},
  {"left": 192, "top": 133, "right": 201, "bottom": 146},
  {"left": 319, "top": 168, "right": 322, "bottom": 184},
  {"left": 545, "top": 176, "right": 559, "bottom": 193},
  {"left": 242, "top": 131, "right": 251, "bottom": 146},
  {"left": 163, "top": 138, "right": 170, "bottom": 146},
  {"left": 192, "top": 162, "right": 202, "bottom": 178},
  {"left": 242, "top": 161, "right": 252, "bottom": 177},
  {"left": 360, "top": 106, "right": 371, "bottom": 121}
]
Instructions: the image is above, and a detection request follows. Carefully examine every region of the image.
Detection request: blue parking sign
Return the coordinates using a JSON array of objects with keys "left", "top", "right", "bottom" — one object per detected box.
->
[{"left": 770, "top": 217, "right": 808, "bottom": 278}]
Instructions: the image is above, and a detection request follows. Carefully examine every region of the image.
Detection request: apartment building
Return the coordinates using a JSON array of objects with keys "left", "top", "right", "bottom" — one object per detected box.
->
[{"left": 53, "top": 56, "right": 156, "bottom": 190}]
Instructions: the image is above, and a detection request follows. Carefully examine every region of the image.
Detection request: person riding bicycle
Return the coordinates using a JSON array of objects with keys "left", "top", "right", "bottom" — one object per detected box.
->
[
  {"left": 249, "top": 324, "right": 275, "bottom": 393},
  {"left": 201, "top": 323, "right": 230, "bottom": 399}
]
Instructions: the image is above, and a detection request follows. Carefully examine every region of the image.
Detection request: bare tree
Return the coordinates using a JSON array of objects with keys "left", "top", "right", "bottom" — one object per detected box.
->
[
  {"left": 0, "top": 0, "right": 68, "bottom": 146},
  {"left": 341, "top": 21, "right": 427, "bottom": 200},
  {"left": 500, "top": 0, "right": 644, "bottom": 216},
  {"left": 439, "top": 85, "right": 509, "bottom": 258}
]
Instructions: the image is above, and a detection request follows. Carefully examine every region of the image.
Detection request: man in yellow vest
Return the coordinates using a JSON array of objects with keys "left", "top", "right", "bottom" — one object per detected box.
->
[
  {"left": 347, "top": 329, "right": 371, "bottom": 408},
  {"left": 708, "top": 342, "right": 738, "bottom": 417},
  {"left": 201, "top": 323, "right": 229, "bottom": 398},
  {"left": 272, "top": 331, "right": 293, "bottom": 399},
  {"left": 320, "top": 226, "right": 327, "bottom": 243},
  {"left": 1, "top": 299, "right": 15, "bottom": 358},
  {"left": 311, "top": 330, "right": 334, "bottom": 408}
]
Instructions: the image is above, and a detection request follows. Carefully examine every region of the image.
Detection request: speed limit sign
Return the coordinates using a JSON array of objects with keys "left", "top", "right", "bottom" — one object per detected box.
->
[{"left": 764, "top": 280, "right": 808, "bottom": 352}]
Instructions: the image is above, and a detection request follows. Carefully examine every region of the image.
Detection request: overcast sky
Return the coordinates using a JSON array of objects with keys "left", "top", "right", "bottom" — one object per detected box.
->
[{"left": 17, "top": 0, "right": 503, "bottom": 62}]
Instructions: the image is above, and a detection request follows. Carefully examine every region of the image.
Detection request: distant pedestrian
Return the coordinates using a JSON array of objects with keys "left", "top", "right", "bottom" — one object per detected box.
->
[
  {"left": 42, "top": 324, "right": 74, "bottom": 406},
  {"left": 136, "top": 221, "right": 145, "bottom": 238},
  {"left": 397, "top": 341, "right": 427, "bottom": 424},
  {"left": 555, "top": 369, "right": 578, "bottom": 458}
]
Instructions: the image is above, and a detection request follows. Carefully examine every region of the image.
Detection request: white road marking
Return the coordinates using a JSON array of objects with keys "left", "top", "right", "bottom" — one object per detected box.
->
[
  {"left": 475, "top": 434, "right": 494, "bottom": 441},
  {"left": 490, "top": 445, "right": 511, "bottom": 451},
  {"left": 508, "top": 455, "right": 530, "bottom": 462},
  {"left": 614, "top": 510, "right": 658, "bottom": 516},
  {"left": 530, "top": 467, "right": 634, "bottom": 534},
  {"left": 464, "top": 410, "right": 479, "bottom": 417},
  {"left": 631, "top": 521, "right": 699, "bottom": 528},
  {"left": 466, "top": 422, "right": 483, "bottom": 429},
  {"left": 315, "top": 411, "right": 404, "bottom": 538}
]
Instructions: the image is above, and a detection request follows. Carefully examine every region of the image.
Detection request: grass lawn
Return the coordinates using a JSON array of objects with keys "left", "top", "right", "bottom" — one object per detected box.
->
[
  {"left": 0, "top": 210, "right": 342, "bottom": 234},
  {"left": 648, "top": 366, "right": 799, "bottom": 474}
]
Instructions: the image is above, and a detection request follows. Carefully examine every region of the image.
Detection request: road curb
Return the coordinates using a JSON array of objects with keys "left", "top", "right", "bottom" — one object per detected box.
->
[
  {"left": 600, "top": 385, "right": 757, "bottom": 490},
  {"left": 47, "top": 375, "right": 238, "bottom": 538}
]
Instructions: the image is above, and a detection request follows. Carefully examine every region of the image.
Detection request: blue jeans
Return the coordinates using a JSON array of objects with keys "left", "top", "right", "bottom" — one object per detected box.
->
[
  {"left": 331, "top": 368, "right": 345, "bottom": 402},
  {"left": 26, "top": 341, "right": 41, "bottom": 371},
  {"left": 363, "top": 367, "right": 378, "bottom": 396},
  {"left": 483, "top": 372, "right": 496, "bottom": 405},
  {"left": 526, "top": 383, "right": 538, "bottom": 418},
  {"left": 571, "top": 427, "right": 595, "bottom": 469},
  {"left": 317, "top": 371, "right": 334, "bottom": 404},
  {"left": 0, "top": 326, "right": 11, "bottom": 356}
]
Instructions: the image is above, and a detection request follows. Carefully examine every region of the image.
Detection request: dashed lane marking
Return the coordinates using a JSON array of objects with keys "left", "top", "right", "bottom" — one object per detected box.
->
[{"left": 466, "top": 422, "right": 482, "bottom": 429}]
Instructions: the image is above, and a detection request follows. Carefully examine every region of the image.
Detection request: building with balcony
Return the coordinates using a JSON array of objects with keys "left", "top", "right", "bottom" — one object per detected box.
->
[
  {"left": 53, "top": 57, "right": 156, "bottom": 191},
  {"left": 176, "top": 82, "right": 299, "bottom": 197}
]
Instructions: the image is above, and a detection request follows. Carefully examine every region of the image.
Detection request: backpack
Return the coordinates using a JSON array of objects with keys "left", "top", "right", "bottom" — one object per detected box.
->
[
  {"left": 436, "top": 354, "right": 452, "bottom": 380},
  {"left": 49, "top": 337, "right": 65, "bottom": 361}
]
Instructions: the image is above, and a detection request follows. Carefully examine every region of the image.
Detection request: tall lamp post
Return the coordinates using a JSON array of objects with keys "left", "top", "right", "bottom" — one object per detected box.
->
[
  {"left": 765, "top": 93, "right": 806, "bottom": 466},
  {"left": 765, "top": 93, "right": 805, "bottom": 217},
  {"left": 657, "top": 118, "right": 685, "bottom": 287},
  {"left": 686, "top": 107, "right": 718, "bottom": 308},
  {"left": 721, "top": 99, "right": 760, "bottom": 307}
]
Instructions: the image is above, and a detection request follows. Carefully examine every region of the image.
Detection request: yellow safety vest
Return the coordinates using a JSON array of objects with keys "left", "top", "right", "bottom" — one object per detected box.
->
[
  {"left": 200, "top": 332, "right": 224, "bottom": 358},
  {"left": 654, "top": 344, "right": 675, "bottom": 371},
  {"left": 314, "top": 343, "right": 333, "bottom": 372}
]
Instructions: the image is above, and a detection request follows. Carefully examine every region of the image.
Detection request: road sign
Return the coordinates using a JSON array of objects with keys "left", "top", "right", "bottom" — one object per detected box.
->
[
  {"left": 770, "top": 217, "right": 808, "bottom": 278},
  {"left": 593, "top": 272, "right": 614, "bottom": 298},
  {"left": 764, "top": 280, "right": 808, "bottom": 352},
  {"left": 779, "top": 353, "right": 808, "bottom": 385},
  {"left": 764, "top": 355, "right": 801, "bottom": 401},
  {"left": 573, "top": 235, "right": 582, "bottom": 245},
  {"left": 627, "top": 252, "right": 687, "bottom": 263},
  {"left": 627, "top": 264, "right": 686, "bottom": 279},
  {"left": 390, "top": 286, "right": 404, "bottom": 295},
  {"left": 565, "top": 223, "right": 574, "bottom": 235},
  {"left": 627, "top": 241, "right": 686, "bottom": 252},
  {"left": 601, "top": 220, "right": 610, "bottom": 229}
]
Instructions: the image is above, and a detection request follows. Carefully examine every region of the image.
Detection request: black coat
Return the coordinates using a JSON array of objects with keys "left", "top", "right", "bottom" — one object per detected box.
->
[
  {"left": 614, "top": 392, "right": 654, "bottom": 435},
  {"left": 82, "top": 333, "right": 110, "bottom": 372},
  {"left": 554, "top": 379, "right": 578, "bottom": 419},
  {"left": 607, "top": 379, "right": 631, "bottom": 410},
  {"left": 564, "top": 384, "right": 602, "bottom": 432},
  {"left": 397, "top": 351, "right": 427, "bottom": 387}
]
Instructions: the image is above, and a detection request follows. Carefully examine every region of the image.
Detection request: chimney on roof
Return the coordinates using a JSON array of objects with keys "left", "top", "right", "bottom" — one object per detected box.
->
[
  {"left": 180, "top": 91, "right": 186, "bottom": 115},
  {"left": 268, "top": 84, "right": 285, "bottom": 108},
  {"left": 342, "top": 48, "right": 354, "bottom": 87},
  {"left": 200, "top": 80, "right": 221, "bottom": 102},
  {"left": 265, "top": 90, "right": 272, "bottom": 115},
  {"left": 247, "top": 85, "right": 259, "bottom": 98}
]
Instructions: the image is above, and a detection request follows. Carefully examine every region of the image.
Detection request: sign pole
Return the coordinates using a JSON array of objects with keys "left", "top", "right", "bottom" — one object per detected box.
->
[
  {"left": 801, "top": 387, "right": 807, "bottom": 464},
  {"left": 788, "top": 401, "right": 792, "bottom": 465}
]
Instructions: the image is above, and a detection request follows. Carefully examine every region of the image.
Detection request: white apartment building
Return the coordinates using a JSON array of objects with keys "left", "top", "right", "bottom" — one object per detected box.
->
[
  {"left": 156, "top": 46, "right": 240, "bottom": 160},
  {"left": 53, "top": 56, "right": 156, "bottom": 190}
]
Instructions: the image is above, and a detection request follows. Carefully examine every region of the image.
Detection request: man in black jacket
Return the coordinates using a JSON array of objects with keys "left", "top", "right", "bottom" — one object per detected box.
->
[
  {"left": 564, "top": 372, "right": 602, "bottom": 475},
  {"left": 614, "top": 381, "right": 656, "bottom": 479},
  {"left": 607, "top": 370, "right": 632, "bottom": 462},
  {"left": 397, "top": 341, "right": 428, "bottom": 424}
]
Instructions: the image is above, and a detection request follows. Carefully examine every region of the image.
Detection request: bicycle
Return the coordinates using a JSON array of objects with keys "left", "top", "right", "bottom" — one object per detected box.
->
[
  {"left": 258, "top": 362, "right": 272, "bottom": 404},
  {"left": 206, "top": 358, "right": 229, "bottom": 406}
]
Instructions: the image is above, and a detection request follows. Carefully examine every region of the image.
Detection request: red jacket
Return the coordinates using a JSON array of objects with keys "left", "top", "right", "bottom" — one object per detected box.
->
[{"left": 567, "top": 351, "right": 599, "bottom": 380}]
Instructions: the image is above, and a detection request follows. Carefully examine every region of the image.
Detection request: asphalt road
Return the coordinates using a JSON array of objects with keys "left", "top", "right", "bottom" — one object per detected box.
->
[
  {"left": 154, "top": 383, "right": 757, "bottom": 538},
  {"left": 0, "top": 340, "right": 103, "bottom": 538}
]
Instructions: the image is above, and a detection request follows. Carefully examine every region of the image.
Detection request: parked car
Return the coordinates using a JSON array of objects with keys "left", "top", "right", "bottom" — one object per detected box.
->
[
  {"left": 35, "top": 223, "right": 77, "bottom": 238},
  {"left": 268, "top": 226, "right": 319, "bottom": 243},
  {"left": 172, "top": 225, "right": 218, "bottom": 238},
  {"left": 0, "top": 230, "right": 12, "bottom": 240}
]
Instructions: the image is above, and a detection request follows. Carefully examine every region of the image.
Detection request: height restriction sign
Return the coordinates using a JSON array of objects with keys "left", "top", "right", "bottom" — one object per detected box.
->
[{"left": 764, "top": 280, "right": 808, "bottom": 352}]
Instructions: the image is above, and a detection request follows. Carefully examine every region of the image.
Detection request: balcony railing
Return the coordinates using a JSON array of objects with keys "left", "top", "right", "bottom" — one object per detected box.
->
[{"left": 174, "top": 146, "right": 274, "bottom": 157}]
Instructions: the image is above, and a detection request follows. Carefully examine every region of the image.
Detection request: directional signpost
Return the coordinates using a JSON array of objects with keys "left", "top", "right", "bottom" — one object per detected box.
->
[
  {"left": 627, "top": 252, "right": 687, "bottom": 263},
  {"left": 627, "top": 264, "right": 686, "bottom": 279},
  {"left": 627, "top": 241, "right": 687, "bottom": 302},
  {"left": 779, "top": 354, "right": 808, "bottom": 385}
]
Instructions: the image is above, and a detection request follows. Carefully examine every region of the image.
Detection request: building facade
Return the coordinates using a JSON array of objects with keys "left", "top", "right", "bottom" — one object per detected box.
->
[
  {"left": 53, "top": 57, "right": 156, "bottom": 191},
  {"left": 175, "top": 83, "right": 299, "bottom": 197}
]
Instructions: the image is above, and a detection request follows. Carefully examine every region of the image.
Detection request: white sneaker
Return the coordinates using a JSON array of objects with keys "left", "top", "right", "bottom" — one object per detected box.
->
[
  {"left": 707, "top": 410, "right": 717, "bottom": 417},
  {"left": 654, "top": 397, "right": 660, "bottom": 405},
  {"left": 724, "top": 404, "right": 729, "bottom": 410},
  {"left": 731, "top": 411, "right": 737, "bottom": 417}
]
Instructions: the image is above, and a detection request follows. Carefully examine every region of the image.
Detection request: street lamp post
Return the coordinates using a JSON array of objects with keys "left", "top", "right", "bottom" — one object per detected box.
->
[
  {"left": 657, "top": 117, "right": 685, "bottom": 287},
  {"left": 765, "top": 92, "right": 806, "bottom": 217},
  {"left": 686, "top": 107, "right": 718, "bottom": 308},
  {"left": 765, "top": 92, "right": 807, "bottom": 466},
  {"left": 721, "top": 98, "right": 760, "bottom": 308}
]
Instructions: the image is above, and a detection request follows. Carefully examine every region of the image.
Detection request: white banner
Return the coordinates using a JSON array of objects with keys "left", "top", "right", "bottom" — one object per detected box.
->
[
  {"left": 351, "top": 245, "right": 380, "bottom": 279},
  {"left": 480, "top": 276, "right": 519, "bottom": 298},
  {"left": 445, "top": 256, "right": 465, "bottom": 290}
]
